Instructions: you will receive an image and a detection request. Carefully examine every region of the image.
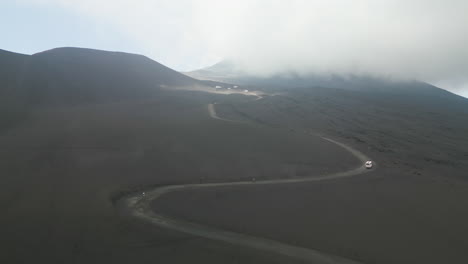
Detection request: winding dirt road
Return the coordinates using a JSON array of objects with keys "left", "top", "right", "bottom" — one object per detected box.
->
[
  {"left": 117, "top": 102, "right": 374, "bottom": 264},
  {"left": 207, "top": 103, "right": 226, "bottom": 121}
]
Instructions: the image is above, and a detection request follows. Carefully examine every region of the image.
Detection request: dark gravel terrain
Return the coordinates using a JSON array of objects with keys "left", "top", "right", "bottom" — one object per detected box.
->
[{"left": 1, "top": 47, "right": 468, "bottom": 263}]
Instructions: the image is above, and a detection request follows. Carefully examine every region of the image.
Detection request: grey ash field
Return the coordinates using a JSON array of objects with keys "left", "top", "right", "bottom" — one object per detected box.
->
[{"left": 1, "top": 47, "right": 468, "bottom": 263}]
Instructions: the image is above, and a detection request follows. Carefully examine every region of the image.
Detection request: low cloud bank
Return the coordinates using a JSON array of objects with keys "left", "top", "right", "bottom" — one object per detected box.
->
[{"left": 21, "top": 0, "right": 468, "bottom": 96}]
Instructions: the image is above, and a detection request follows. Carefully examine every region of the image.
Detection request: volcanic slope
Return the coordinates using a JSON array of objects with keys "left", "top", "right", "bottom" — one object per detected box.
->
[
  {"left": 0, "top": 48, "right": 360, "bottom": 264},
  {"left": 160, "top": 67, "right": 468, "bottom": 263}
]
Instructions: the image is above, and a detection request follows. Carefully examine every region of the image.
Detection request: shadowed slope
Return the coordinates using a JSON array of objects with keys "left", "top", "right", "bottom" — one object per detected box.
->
[{"left": 0, "top": 47, "right": 204, "bottom": 107}]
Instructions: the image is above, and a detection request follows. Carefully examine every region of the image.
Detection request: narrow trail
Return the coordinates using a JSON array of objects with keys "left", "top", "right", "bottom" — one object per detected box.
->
[
  {"left": 207, "top": 103, "right": 226, "bottom": 121},
  {"left": 117, "top": 102, "right": 374, "bottom": 264}
]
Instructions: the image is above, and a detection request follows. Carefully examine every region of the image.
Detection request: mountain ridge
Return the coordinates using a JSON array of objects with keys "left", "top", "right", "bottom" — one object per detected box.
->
[
  {"left": 0, "top": 47, "right": 205, "bottom": 106},
  {"left": 186, "top": 60, "right": 466, "bottom": 100}
]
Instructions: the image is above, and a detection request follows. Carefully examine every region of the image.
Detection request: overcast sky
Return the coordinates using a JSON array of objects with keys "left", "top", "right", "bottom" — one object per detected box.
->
[{"left": 3, "top": 0, "right": 468, "bottom": 97}]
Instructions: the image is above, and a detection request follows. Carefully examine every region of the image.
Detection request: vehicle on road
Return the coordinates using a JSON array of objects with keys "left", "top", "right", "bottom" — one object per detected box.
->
[{"left": 365, "top": 160, "right": 373, "bottom": 169}]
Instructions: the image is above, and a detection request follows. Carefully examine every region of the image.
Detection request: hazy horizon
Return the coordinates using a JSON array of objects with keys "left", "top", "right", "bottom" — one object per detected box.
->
[{"left": 3, "top": 0, "right": 468, "bottom": 97}]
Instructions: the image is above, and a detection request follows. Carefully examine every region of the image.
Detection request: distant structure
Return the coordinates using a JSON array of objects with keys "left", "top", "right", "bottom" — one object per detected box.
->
[
  {"left": 215, "top": 85, "right": 222, "bottom": 89},
  {"left": 244, "top": 89, "right": 249, "bottom": 92},
  {"left": 233, "top": 85, "right": 238, "bottom": 88}
]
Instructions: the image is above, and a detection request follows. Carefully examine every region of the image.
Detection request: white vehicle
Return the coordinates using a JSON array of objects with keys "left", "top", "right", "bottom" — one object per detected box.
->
[
  {"left": 365, "top": 160, "right": 373, "bottom": 169},
  {"left": 244, "top": 89, "right": 249, "bottom": 92},
  {"left": 215, "top": 85, "right": 222, "bottom": 89}
]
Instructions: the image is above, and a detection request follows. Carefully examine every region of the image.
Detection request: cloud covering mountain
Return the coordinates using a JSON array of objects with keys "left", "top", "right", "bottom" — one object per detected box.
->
[{"left": 18, "top": 0, "right": 468, "bottom": 96}]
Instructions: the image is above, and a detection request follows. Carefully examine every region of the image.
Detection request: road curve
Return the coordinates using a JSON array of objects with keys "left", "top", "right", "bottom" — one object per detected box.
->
[
  {"left": 207, "top": 103, "right": 225, "bottom": 121},
  {"left": 117, "top": 103, "right": 374, "bottom": 264}
]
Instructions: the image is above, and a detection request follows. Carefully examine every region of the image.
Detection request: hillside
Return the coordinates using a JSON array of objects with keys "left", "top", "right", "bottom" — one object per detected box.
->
[
  {"left": 186, "top": 60, "right": 465, "bottom": 99},
  {"left": 215, "top": 86, "right": 468, "bottom": 176},
  {"left": 1, "top": 47, "right": 468, "bottom": 264},
  {"left": 0, "top": 47, "right": 359, "bottom": 264},
  {"left": 0, "top": 47, "right": 204, "bottom": 106}
]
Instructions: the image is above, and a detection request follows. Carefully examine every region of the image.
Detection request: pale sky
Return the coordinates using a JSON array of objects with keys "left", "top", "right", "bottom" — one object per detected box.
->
[{"left": 3, "top": 0, "right": 468, "bottom": 97}]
